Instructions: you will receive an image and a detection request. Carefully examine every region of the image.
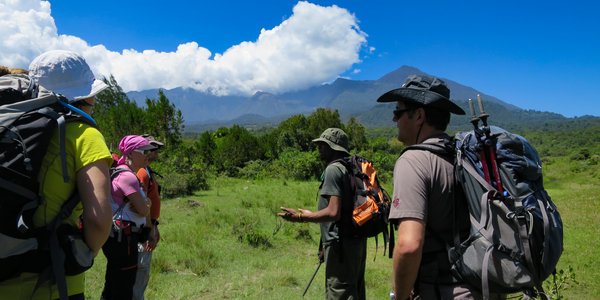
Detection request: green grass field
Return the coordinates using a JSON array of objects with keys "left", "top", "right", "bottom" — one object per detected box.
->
[{"left": 85, "top": 157, "right": 600, "bottom": 299}]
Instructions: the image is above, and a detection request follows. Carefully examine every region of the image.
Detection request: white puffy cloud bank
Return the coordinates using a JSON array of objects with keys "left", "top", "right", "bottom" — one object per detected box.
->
[{"left": 0, "top": 0, "right": 367, "bottom": 96}]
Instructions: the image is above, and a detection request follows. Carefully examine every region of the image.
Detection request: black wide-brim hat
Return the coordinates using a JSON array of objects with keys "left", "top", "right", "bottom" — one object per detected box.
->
[{"left": 377, "top": 75, "right": 466, "bottom": 115}]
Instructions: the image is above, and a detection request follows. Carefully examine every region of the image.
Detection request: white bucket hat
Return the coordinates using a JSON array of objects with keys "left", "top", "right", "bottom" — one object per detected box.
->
[{"left": 28, "top": 50, "right": 108, "bottom": 102}]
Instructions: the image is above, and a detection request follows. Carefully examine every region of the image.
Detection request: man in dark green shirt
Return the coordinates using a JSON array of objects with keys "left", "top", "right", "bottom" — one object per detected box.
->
[{"left": 279, "top": 128, "right": 367, "bottom": 300}]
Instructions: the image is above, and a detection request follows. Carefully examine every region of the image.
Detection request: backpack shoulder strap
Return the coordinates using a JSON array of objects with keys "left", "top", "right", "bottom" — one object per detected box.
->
[
  {"left": 402, "top": 137, "right": 465, "bottom": 264},
  {"left": 32, "top": 190, "right": 83, "bottom": 300},
  {"left": 110, "top": 166, "right": 132, "bottom": 179},
  {"left": 402, "top": 137, "right": 455, "bottom": 158},
  {"left": 109, "top": 166, "right": 139, "bottom": 203},
  {"left": 330, "top": 155, "right": 353, "bottom": 170}
]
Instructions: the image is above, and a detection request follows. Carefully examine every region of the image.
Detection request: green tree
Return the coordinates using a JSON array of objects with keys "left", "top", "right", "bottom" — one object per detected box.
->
[
  {"left": 144, "top": 90, "right": 184, "bottom": 148},
  {"left": 256, "top": 131, "right": 280, "bottom": 160},
  {"left": 345, "top": 117, "right": 368, "bottom": 152},
  {"left": 214, "top": 125, "right": 264, "bottom": 176},
  {"left": 95, "top": 78, "right": 184, "bottom": 151},
  {"left": 196, "top": 131, "right": 217, "bottom": 165},
  {"left": 275, "top": 114, "right": 312, "bottom": 152},
  {"left": 306, "top": 108, "right": 343, "bottom": 139},
  {"left": 94, "top": 75, "right": 145, "bottom": 149}
]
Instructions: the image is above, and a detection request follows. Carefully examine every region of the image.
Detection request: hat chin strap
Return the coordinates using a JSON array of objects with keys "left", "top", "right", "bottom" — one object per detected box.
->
[{"left": 415, "top": 123, "right": 424, "bottom": 145}]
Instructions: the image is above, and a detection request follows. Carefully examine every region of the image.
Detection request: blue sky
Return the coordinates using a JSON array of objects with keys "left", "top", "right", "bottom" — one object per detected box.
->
[{"left": 2, "top": 0, "right": 599, "bottom": 117}]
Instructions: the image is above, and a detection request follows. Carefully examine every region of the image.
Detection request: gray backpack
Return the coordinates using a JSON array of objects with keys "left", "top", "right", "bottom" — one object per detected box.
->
[
  {"left": 406, "top": 126, "right": 563, "bottom": 299},
  {"left": 0, "top": 74, "right": 96, "bottom": 300}
]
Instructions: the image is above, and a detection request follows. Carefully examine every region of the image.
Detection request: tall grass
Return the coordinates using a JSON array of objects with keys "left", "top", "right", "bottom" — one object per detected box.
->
[
  {"left": 85, "top": 158, "right": 598, "bottom": 299},
  {"left": 542, "top": 156, "right": 600, "bottom": 299}
]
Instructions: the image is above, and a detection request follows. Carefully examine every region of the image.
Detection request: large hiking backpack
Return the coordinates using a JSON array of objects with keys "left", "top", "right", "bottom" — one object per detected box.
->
[
  {"left": 335, "top": 155, "right": 392, "bottom": 255},
  {"left": 406, "top": 110, "right": 563, "bottom": 299},
  {"left": 452, "top": 127, "right": 562, "bottom": 297},
  {"left": 0, "top": 74, "right": 97, "bottom": 299}
]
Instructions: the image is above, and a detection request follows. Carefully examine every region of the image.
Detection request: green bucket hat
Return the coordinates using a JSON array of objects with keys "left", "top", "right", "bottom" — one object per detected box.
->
[{"left": 312, "top": 128, "right": 350, "bottom": 154}]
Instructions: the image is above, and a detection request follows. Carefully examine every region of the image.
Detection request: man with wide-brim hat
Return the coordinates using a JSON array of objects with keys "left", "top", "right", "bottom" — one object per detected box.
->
[
  {"left": 381, "top": 75, "right": 498, "bottom": 300},
  {"left": 278, "top": 128, "right": 368, "bottom": 299},
  {"left": 377, "top": 74, "right": 465, "bottom": 146}
]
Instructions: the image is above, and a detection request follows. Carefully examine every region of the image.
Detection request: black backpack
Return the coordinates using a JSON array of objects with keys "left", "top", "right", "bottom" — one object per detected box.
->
[
  {"left": 0, "top": 74, "right": 97, "bottom": 300},
  {"left": 334, "top": 155, "right": 392, "bottom": 257},
  {"left": 405, "top": 101, "right": 563, "bottom": 299}
]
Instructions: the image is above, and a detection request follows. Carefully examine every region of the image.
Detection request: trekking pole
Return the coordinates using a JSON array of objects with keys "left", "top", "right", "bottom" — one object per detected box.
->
[
  {"left": 476, "top": 94, "right": 490, "bottom": 130},
  {"left": 473, "top": 95, "right": 492, "bottom": 184},
  {"left": 476, "top": 95, "right": 504, "bottom": 193},
  {"left": 469, "top": 97, "right": 493, "bottom": 185},
  {"left": 302, "top": 260, "right": 322, "bottom": 297},
  {"left": 468, "top": 98, "right": 480, "bottom": 129}
]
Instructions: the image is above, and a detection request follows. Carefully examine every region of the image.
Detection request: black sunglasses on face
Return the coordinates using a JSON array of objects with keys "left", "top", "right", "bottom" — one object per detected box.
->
[
  {"left": 133, "top": 149, "right": 150, "bottom": 155},
  {"left": 393, "top": 108, "right": 411, "bottom": 120}
]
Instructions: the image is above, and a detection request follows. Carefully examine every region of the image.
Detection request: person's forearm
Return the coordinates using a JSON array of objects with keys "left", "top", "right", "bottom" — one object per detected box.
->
[
  {"left": 392, "top": 219, "right": 425, "bottom": 299},
  {"left": 129, "top": 193, "right": 150, "bottom": 216},
  {"left": 84, "top": 215, "right": 111, "bottom": 255},
  {"left": 392, "top": 251, "right": 421, "bottom": 299},
  {"left": 301, "top": 195, "right": 342, "bottom": 223},
  {"left": 82, "top": 191, "right": 112, "bottom": 254},
  {"left": 302, "top": 209, "right": 338, "bottom": 223}
]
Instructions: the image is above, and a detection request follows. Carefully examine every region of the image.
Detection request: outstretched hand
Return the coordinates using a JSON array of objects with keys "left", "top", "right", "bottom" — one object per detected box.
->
[{"left": 278, "top": 207, "right": 309, "bottom": 223}]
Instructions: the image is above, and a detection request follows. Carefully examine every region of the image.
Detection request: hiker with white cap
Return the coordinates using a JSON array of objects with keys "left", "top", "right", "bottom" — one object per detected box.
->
[
  {"left": 0, "top": 50, "right": 113, "bottom": 299},
  {"left": 279, "top": 128, "right": 368, "bottom": 300},
  {"left": 28, "top": 50, "right": 109, "bottom": 116}
]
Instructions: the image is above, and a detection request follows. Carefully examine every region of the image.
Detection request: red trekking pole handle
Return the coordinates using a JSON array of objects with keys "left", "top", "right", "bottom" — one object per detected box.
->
[{"left": 476, "top": 95, "right": 504, "bottom": 193}]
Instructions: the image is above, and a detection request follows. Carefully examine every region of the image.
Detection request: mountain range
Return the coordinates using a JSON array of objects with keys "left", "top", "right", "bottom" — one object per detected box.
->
[{"left": 127, "top": 65, "right": 579, "bottom": 132}]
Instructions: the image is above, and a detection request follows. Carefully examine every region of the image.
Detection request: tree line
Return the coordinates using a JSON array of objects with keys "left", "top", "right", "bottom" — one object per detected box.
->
[
  {"left": 94, "top": 77, "right": 600, "bottom": 198},
  {"left": 93, "top": 78, "right": 402, "bottom": 198}
]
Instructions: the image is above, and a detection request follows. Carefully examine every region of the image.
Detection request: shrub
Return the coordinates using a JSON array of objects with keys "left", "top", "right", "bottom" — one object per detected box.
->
[
  {"left": 543, "top": 266, "right": 579, "bottom": 300},
  {"left": 238, "top": 160, "right": 270, "bottom": 180},
  {"left": 153, "top": 144, "right": 210, "bottom": 198},
  {"left": 158, "top": 171, "right": 208, "bottom": 198},
  {"left": 267, "top": 149, "right": 321, "bottom": 180},
  {"left": 570, "top": 148, "right": 591, "bottom": 161}
]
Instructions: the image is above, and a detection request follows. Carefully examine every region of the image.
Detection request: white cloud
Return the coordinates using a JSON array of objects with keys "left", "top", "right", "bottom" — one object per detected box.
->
[{"left": 0, "top": 0, "right": 367, "bottom": 96}]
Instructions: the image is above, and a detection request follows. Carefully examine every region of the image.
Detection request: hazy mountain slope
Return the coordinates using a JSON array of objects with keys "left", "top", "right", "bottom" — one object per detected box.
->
[{"left": 126, "top": 65, "right": 582, "bottom": 131}]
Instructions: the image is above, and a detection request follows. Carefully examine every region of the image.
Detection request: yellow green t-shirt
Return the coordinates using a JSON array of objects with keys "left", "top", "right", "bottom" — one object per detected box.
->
[{"left": 0, "top": 122, "right": 112, "bottom": 300}]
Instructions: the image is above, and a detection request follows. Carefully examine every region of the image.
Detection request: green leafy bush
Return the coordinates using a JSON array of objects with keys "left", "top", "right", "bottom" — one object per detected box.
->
[
  {"left": 570, "top": 148, "right": 591, "bottom": 161},
  {"left": 267, "top": 149, "right": 321, "bottom": 180},
  {"left": 543, "top": 266, "right": 579, "bottom": 300},
  {"left": 238, "top": 160, "right": 270, "bottom": 180},
  {"left": 158, "top": 171, "right": 208, "bottom": 198},
  {"left": 154, "top": 145, "right": 210, "bottom": 198}
]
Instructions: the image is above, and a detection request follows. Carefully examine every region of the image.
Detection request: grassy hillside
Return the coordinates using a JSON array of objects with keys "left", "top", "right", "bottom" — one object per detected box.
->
[
  {"left": 85, "top": 178, "right": 394, "bottom": 299},
  {"left": 85, "top": 154, "right": 599, "bottom": 299}
]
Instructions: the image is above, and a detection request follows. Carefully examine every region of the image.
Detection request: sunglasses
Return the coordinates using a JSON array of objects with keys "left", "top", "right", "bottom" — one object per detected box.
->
[
  {"left": 393, "top": 108, "right": 412, "bottom": 120},
  {"left": 133, "top": 149, "right": 150, "bottom": 155}
]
